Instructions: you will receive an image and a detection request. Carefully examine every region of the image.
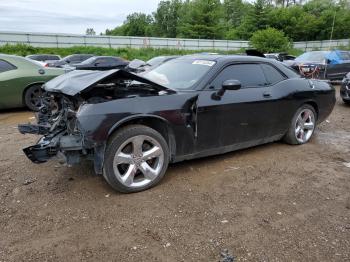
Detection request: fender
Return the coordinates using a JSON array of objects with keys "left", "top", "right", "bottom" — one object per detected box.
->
[{"left": 107, "top": 113, "right": 177, "bottom": 160}]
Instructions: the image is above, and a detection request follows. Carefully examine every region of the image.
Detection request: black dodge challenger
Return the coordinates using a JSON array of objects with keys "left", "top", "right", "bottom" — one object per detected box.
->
[{"left": 19, "top": 55, "right": 336, "bottom": 193}]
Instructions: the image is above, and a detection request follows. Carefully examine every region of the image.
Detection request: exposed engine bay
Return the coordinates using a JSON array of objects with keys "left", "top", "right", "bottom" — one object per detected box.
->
[{"left": 18, "top": 69, "right": 174, "bottom": 167}]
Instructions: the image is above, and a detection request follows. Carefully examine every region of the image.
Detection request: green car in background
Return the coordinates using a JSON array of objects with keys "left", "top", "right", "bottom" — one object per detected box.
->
[{"left": 0, "top": 54, "right": 65, "bottom": 111}]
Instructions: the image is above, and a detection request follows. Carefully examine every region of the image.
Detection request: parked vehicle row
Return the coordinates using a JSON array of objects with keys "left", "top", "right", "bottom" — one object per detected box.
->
[
  {"left": 1, "top": 50, "right": 350, "bottom": 112},
  {"left": 286, "top": 50, "right": 350, "bottom": 80},
  {"left": 47, "top": 54, "right": 94, "bottom": 68},
  {"left": 18, "top": 54, "right": 336, "bottom": 193},
  {"left": 0, "top": 54, "right": 64, "bottom": 110}
]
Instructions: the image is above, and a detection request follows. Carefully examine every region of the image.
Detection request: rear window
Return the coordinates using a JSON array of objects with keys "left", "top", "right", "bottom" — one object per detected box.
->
[
  {"left": 0, "top": 60, "right": 17, "bottom": 73},
  {"left": 261, "top": 64, "right": 286, "bottom": 84},
  {"left": 45, "top": 55, "right": 60, "bottom": 61},
  {"left": 27, "top": 55, "right": 60, "bottom": 61}
]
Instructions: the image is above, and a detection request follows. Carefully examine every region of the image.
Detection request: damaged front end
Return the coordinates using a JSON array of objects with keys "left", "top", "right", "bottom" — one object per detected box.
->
[
  {"left": 19, "top": 93, "right": 85, "bottom": 165},
  {"left": 18, "top": 69, "right": 176, "bottom": 171}
]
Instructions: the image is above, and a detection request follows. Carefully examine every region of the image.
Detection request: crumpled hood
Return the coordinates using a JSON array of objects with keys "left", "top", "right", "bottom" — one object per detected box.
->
[{"left": 43, "top": 69, "right": 175, "bottom": 96}]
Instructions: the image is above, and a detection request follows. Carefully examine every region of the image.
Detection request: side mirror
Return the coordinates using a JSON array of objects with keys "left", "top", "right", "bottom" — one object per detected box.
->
[
  {"left": 212, "top": 79, "right": 241, "bottom": 100},
  {"left": 94, "top": 62, "right": 100, "bottom": 66},
  {"left": 325, "top": 58, "right": 331, "bottom": 64},
  {"left": 222, "top": 79, "right": 241, "bottom": 91}
]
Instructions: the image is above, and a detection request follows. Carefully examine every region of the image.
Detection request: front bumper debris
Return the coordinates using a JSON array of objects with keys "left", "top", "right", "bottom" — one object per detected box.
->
[
  {"left": 22, "top": 134, "right": 83, "bottom": 164},
  {"left": 23, "top": 136, "right": 60, "bottom": 163},
  {"left": 18, "top": 124, "right": 50, "bottom": 135}
]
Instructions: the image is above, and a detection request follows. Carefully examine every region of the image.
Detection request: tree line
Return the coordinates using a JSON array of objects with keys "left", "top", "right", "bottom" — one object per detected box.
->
[{"left": 104, "top": 0, "right": 350, "bottom": 42}]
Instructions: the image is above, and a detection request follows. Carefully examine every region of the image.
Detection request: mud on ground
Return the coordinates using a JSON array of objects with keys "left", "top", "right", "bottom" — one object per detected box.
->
[{"left": 0, "top": 87, "right": 349, "bottom": 261}]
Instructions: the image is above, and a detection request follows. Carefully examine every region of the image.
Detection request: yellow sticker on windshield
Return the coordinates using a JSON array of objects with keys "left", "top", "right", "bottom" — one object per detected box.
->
[{"left": 192, "top": 60, "right": 216, "bottom": 66}]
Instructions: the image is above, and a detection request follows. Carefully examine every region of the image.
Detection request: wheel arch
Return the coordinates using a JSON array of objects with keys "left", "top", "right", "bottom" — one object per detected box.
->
[
  {"left": 21, "top": 81, "right": 45, "bottom": 105},
  {"left": 303, "top": 100, "right": 319, "bottom": 119},
  {"left": 107, "top": 115, "right": 177, "bottom": 162}
]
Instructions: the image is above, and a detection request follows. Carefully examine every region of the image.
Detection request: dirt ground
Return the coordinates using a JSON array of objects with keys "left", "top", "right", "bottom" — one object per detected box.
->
[{"left": 0, "top": 86, "right": 349, "bottom": 262}]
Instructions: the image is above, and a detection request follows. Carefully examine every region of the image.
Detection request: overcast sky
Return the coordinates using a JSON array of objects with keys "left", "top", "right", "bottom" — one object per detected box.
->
[{"left": 0, "top": 0, "right": 161, "bottom": 35}]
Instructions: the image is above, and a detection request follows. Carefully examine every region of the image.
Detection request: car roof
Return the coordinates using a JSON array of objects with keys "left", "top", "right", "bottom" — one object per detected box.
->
[
  {"left": 0, "top": 53, "right": 30, "bottom": 62},
  {"left": 26, "top": 54, "right": 60, "bottom": 56},
  {"left": 181, "top": 54, "right": 273, "bottom": 63},
  {"left": 93, "top": 56, "right": 120, "bottom": 59},
  {"left": 0, "top": 53, "right": 42, "bottom": 68},
  {"left": 65, "top": 54, "right": 94, "bottom": 57}
]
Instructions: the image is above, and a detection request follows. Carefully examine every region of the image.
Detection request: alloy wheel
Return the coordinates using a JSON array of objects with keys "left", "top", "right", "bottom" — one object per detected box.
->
[
  {"left": 29, "top": 86, "right": 44, "bottom": 108},
  {"left": 112, "top": 135, "right": 164, "bottom": 188},
  {"left": 295, "top": 108, "right": 315, "bottom": 143}
]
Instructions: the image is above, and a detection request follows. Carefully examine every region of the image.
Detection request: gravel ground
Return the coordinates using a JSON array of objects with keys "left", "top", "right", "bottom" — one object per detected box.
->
[{"left": 0, "top": 86, "right": 349, "bottom": 262}]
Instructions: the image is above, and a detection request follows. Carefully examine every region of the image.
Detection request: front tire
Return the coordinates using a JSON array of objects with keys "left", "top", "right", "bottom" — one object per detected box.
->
[
  {"left": 284, "top": 104, "right": 317, "bottom": 145},
  {"left": 24, "top": 84, "right": 45, "bottom": 111},
  {"left": 103, "top": 125, "right": 169, "bottom": 193}
]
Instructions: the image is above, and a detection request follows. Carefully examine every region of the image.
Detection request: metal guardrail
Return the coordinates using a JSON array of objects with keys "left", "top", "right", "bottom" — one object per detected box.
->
[
  {"left": 0, "top": 31, "right": 249, "bottom": 50},
  {"left": 0, "top": 31, "right": 349, "bottom": 51}
]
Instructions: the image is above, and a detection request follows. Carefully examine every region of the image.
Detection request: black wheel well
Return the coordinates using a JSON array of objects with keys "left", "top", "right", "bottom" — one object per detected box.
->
[
  {"left": 109, "top": 117, "right": 176, "bottom": 161},
  {"left": 304, "top": 101, "right": 319, "bottom": 118},
  {"left": 22, "top": 82, "right": 45, "bottom": 105}
]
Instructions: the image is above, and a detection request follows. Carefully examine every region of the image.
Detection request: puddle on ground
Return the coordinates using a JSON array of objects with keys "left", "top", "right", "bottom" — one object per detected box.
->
[{"left": 316, "top": 131, "right": 350, "bottom": 153}]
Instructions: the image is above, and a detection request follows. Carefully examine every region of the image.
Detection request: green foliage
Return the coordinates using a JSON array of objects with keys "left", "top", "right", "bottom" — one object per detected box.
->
[
  {"left": 153, "top": 0, "right": 182, "bottom": 38},
  {"left": 250, "top": 28, "right": 291, "bottom": 52},
  {"left": 106, "top": 13, "right": 154, "bottom": 37},
  {"left": 85, "top": 28, "right": 96, "bottom": 36},
  {"left": 177, "top": 0, "right": 225, "bottom": 39},
  {"left": 0, "top": 44, "right": 246, "bottom": 61},
  {"left": 104, "top": 0, "right": 350, "bottom": 43}
]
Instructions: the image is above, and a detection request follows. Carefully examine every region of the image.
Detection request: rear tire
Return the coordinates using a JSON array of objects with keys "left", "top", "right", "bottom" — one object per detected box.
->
[
  {"left": 103, "top": 125, "right": 169, "bottom": 193},
  {"left": 283, "top": 104, "right": 317, "bottom": 145},
  {"left": 24, "top": 84, "right": 45, "bottom": 111},
  {"left": 343, "top": 99, "right": 350, "bottom": 105}
]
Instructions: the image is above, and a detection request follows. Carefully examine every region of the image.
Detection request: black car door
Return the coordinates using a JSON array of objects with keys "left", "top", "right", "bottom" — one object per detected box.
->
[{"left": 195, "top": 62, "right": 287, "bottom": 152}]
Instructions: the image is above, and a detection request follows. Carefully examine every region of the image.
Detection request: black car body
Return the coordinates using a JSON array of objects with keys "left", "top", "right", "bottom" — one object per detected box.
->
[
  {"left": 19, "top": 55, "right": 335, "bottom": 193},
  {"left": 48, "top": 54, "right": 94, "bottom": 68},
  {"left": 74, "top": 56, "right": 129, "bottom": 71},
  {"left": 289, "top": 50, "right": 350, "bottom": 80},
  {"left": 340, "top": 72, "right": 350, "bottom": 104}
]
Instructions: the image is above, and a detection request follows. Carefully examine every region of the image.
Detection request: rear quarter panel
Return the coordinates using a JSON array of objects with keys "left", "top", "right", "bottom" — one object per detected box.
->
[{"left": 0, "top": 67, "right": 63, "bottom": 109}]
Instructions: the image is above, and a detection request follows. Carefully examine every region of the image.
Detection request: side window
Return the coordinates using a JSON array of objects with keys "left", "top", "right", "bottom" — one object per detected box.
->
[
  {"left": 70, "top": 56, "right": 80, "bottom": 63},
  {"left": 96, "top": 58, "right": 107, "bottom": 64},
  {"left": 212, "top": 64, "right": 268, "bottom": 89},
  {"left": 260, "top": 64, "right": 286, "bottom": 84},
  {"left": 0, "top": 60, "right": 16, "bottom": 73}
]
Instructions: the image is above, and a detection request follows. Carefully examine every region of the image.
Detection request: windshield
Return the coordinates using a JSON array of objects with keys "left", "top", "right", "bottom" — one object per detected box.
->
[
  {"left": 295, "top": 51, "right": 329, "bottom": 63},
  {"left": 80, "top": 57, "right": 96, "bottom": 65},
  {"left": 142, "top": 59, "right": 215, "bottom": 90}
]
